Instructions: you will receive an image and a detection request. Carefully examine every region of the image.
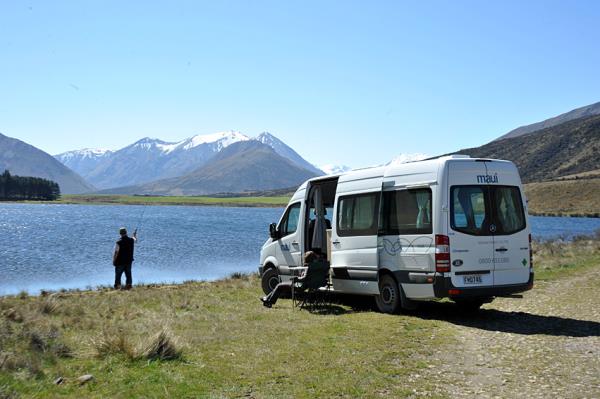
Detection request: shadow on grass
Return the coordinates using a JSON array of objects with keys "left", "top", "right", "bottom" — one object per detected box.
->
[
  {"left": 299, "top": 304, "right": 349, "bottom": 315},
  {"left": 415, "top": 301, "right": 600, "bottom": 337},
  {"left": 309, "top": 294, "right": 600, "bottom": 337}
]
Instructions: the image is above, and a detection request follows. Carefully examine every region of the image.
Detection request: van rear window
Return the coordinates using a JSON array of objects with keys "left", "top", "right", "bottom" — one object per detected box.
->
[{"left": 451, "top": 185, "right": 525, "bottom": 236}]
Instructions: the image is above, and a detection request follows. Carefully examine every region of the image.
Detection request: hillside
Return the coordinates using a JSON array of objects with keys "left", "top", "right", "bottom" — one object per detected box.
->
[
  {"left": 497, "top": 101, "right": 600, "bottom": 140},
  {"left": 0, "top": 133, "right": 94, "bottom": 194},
  {"left": 103, "top": 141, "right": 318, "bottom": 195},
  {"left": 524, "top": 178, "right": 600, "bottom": 217},
  {"left": 455, "top": 114, "right": 600, "bottom": 183}
]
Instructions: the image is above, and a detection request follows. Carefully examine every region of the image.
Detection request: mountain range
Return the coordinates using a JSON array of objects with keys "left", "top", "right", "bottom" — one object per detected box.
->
[
  {"left": 103, "top": 141, "right": 318, "bottom": 195},
  {"left": 56, "top": 131, "right": 322, "bottom": 190},
  {"left": 0, "top": 133, "right": 94, "bottom": 194},
  {"left": 3, "top": 100, "right": 599, "bottom": 198}
]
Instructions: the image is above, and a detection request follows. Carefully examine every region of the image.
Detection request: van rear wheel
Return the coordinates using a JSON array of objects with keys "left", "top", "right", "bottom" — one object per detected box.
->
[
  {"left": 375, "top": 274, "right": 401, "bottom": 314},
  {"left": 261, "top": 268, "right": 280, "bottom": 295}
]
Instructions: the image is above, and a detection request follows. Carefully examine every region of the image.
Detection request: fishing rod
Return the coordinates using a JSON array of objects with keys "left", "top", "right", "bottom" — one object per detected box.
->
[{"left": 133, "top": 203, "right": 148, "bottom": 242}]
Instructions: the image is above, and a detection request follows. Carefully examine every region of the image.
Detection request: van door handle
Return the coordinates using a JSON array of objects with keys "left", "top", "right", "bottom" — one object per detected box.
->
[
  {"left": 495, "top": 248, "right": 508, "bottom": 252},
  {"left": 291, "top": 241, "right": 299, "bottom": 246},
  {"left": 332, "top": 240, "right": 340, "bottom": 245}
]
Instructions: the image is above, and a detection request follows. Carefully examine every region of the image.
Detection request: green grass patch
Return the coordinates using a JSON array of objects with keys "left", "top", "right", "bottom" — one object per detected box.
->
[
  {"left": 0, "top": 276, "right": 453, "bottom": 398},
  {"left": 532, "top": 238, "right": 600, "bottom": 281}
]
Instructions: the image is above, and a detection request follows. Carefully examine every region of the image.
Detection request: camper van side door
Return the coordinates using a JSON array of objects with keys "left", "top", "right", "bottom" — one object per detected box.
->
[
  {"left": 331, "top": 192, "right": 380, "bottom": 283},
  {"left": 274, "top": 202, "right": 303, "bottom": 275}
]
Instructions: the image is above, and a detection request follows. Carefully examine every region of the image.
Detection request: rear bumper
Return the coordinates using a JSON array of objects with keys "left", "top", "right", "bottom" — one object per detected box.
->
[{"left": 433, "top": 272, "right": 534, "bottom": 299}]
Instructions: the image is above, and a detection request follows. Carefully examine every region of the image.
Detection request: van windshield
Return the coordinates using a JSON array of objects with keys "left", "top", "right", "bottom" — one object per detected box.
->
[{"left": 451, "top": 185, "right": 525, "bottom": 236}]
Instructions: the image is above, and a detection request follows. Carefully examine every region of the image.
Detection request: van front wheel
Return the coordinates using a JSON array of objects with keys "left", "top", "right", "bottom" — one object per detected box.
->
[
  {"left": 375, "top": 274, "right": 401, "bottom": 314},
  {"left": 261, "top": 268, "right": 280, "bottom": 295}
]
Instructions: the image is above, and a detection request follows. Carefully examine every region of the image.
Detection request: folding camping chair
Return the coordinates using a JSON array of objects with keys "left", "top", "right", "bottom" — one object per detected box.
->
[{"left": 291, "top": 259, "right": 330, "bottom": 310}]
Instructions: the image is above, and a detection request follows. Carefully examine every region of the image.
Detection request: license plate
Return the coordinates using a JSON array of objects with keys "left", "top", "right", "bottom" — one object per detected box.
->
[{"left": 463, "top": 275, "right": 483, "bottom": 284}]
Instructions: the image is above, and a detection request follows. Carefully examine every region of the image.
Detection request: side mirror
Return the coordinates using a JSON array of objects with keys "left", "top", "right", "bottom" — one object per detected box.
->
[{"left": 269, "top": 223, "right": 278, "bottom": 239}]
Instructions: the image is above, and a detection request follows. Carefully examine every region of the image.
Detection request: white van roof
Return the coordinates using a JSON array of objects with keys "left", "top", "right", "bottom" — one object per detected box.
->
[{"left": 303, "top": 155, "right": 517, "bottom": 190}]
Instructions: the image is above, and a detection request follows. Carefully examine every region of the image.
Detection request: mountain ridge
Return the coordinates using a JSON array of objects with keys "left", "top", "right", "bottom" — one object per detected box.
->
[
  {"left": 455, "top": 113, "right": 600, "bottom": 183},
  {"left": 56, "top": 131, "right": 322, "bottom": 189},
  {"left": 496, "top": 101, "right": 600, "bottom": 141},
  {"left": 101, "top": 141, "right": 318, "bottom": 195},
  {"left": 0, "top": 133, "right": 95, "bottom": 194}
]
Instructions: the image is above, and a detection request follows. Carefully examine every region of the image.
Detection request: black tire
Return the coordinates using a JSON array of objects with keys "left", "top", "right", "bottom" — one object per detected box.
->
[
  {"left": 261, "top": 267, "right": 280, "bottom": 295},
  {"left": 375, "top": 274, "right": 401, "bottom": 314},
  {"left": 454, "top": 299, "right": 486, "bottom": 312}
]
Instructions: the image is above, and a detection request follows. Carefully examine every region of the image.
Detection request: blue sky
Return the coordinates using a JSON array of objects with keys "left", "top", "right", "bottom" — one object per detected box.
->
[{"left": 1, "top": 1, "right": 599, "bottom": 168}]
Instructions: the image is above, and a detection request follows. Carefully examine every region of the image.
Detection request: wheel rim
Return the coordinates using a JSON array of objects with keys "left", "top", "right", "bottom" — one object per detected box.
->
[
  {"left": 268, "top": 276, "right": 279, "bottom": 291},
  {"left": 381, "top": 284, "right": 396, "bottom": 305}
]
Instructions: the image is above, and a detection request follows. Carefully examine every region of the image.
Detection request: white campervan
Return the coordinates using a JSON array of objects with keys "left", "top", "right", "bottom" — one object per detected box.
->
[{"left": 259, "top": 155, "right": 533, "bottom": 313}]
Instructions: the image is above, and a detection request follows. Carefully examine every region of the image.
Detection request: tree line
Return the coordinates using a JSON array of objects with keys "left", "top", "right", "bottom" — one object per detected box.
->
[{"left": 0, "top": 170, "right": 61, "bottom": 200}]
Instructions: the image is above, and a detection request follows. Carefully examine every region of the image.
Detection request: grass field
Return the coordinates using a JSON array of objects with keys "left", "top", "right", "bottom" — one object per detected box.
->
[
  {"left": 524, "top": 178, "right": 600, "bottom": 217},
  {"left": 49, "top": 194, "right": 290, "bottom": 208},
  {"left": 1, "top": 238, "right": 598, "bottom": 398}
]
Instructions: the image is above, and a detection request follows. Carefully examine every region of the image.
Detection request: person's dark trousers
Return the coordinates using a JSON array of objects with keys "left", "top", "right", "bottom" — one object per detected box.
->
[
  {"left": 264, "top": 281, "right": 293, "bottom": 305},
  {"left": 114, "top": 263, "right": 133, "bottom": 289}
]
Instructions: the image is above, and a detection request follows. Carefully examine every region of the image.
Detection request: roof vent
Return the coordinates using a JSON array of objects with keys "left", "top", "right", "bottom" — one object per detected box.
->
[{"left": 448, "top": 154, "right": 470, "bottom": 159}]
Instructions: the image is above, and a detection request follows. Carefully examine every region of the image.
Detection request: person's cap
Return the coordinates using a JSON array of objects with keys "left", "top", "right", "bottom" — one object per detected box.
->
[{"left": 119, "top": 227, "right": 127, "bottom": 235}]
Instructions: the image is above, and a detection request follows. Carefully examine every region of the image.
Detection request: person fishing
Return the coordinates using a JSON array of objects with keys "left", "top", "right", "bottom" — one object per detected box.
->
[{"left": 112, "top": 227, "right": 137, "bottom": 290}]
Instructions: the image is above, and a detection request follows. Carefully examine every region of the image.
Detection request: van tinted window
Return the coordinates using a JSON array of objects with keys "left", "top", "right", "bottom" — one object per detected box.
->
[
  {"left": 451, "top": 185, "right": 525, "bottom": 236},
  {"left": 337, "top": 193, "right": 380, "bottom": 236},
  {"left": 451, "top": 186, "right": 486, "bottom": 235},
  {"left": 493, "top": 187, "right": 526, "bottom": 235},
  {"left": 280, "top": 202, "right": 301, "bottom": 237},
  {"left": 380, "top": 188, "right": 432, "bottom": 235}
]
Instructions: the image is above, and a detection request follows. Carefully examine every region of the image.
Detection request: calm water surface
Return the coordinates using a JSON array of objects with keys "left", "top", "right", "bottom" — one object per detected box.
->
[{"left": 0, "top": 203, "right": 598, "bottom": 295}]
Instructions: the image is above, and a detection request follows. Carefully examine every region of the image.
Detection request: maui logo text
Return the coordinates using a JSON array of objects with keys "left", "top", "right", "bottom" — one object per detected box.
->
[{"left": 476, "top": 173, "right": 498, "bottom": 184}]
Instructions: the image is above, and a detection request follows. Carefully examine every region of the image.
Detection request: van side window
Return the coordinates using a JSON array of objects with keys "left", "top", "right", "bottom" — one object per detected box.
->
[
  {"left": 280, "top": 203, "right": 301, "bottom": 237},
  {"left": 380, "top": 188, "right": 432, "bottom": 235},
  {"left": 337, "top": 193, "right": 380, "bottom": 236}
]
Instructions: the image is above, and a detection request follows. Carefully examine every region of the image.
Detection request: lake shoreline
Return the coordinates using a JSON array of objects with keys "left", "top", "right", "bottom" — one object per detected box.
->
[{"left": 4, "top": 198, "right": 599, "bottom": 216}]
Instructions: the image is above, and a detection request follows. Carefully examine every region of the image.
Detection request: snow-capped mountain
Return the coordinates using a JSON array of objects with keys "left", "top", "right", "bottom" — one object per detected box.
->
[
  {"left": 55, "top": 148, "right": 114, "bottom": 177},
  {"left": 319, "top": 164, "right": 352, "bottom": 175},
  {"left": 255, "top": 132, "right": 323, "bottom": 175},
  {"left": 57, "top": 131, "right": 320, "bottom": 190},
  {"left": 387, "top": 153, "right": 429, "bottom": 166}
]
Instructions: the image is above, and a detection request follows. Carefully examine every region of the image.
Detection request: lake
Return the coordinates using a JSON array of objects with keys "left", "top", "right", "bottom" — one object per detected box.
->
[{"left": 1, "top": 203, "right": 599, "bottom": 295}]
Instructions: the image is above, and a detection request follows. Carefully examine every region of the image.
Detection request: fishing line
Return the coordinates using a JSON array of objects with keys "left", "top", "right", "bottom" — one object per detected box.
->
[{"left": 134, "top": 203, "right": 148, "bottom": 242}]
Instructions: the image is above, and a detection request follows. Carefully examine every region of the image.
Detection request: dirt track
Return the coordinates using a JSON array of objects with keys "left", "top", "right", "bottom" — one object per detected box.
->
[{"left": 416, "top": 269, "right": 600, "bottom": 398}]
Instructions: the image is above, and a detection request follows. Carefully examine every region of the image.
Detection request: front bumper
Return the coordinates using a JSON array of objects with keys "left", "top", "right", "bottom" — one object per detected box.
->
[
  {"left": 258, "top": 265, "right": 264, "bottom": 275},
  {"left": 433, "top": 272, "right": 534, "bottom": 299}
]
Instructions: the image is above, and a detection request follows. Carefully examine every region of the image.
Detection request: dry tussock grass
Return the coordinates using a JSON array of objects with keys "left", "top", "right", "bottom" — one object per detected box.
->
[
  {"left": 142, "top": 329, "right": 181, "bottom": 361},
  {"left": 91, "top": 328, "right": 137, "bottom": 360}
]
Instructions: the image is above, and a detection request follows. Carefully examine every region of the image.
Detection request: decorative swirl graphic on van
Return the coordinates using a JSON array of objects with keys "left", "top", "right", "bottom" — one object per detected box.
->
[{"left": 381, "top": 236, "right": 434, "bottom": 256}]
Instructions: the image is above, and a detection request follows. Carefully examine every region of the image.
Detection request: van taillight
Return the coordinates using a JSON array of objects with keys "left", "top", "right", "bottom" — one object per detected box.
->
[
  {"left": 529, "top": 233, "right": 533, "bottom": 268},
  {"left": 435, "top": 235, "right": 450, "bottom": 272}
]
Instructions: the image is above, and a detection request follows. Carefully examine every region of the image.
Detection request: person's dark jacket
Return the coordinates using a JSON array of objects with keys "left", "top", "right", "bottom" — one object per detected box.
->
[{"left": 113, "top": 236, "right": 135, "bottom": 266}]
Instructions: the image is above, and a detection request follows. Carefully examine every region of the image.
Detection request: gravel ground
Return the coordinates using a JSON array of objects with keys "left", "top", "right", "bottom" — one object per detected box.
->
[{"left": 416, "top": 269, "right": 600, "bottom": 398}]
